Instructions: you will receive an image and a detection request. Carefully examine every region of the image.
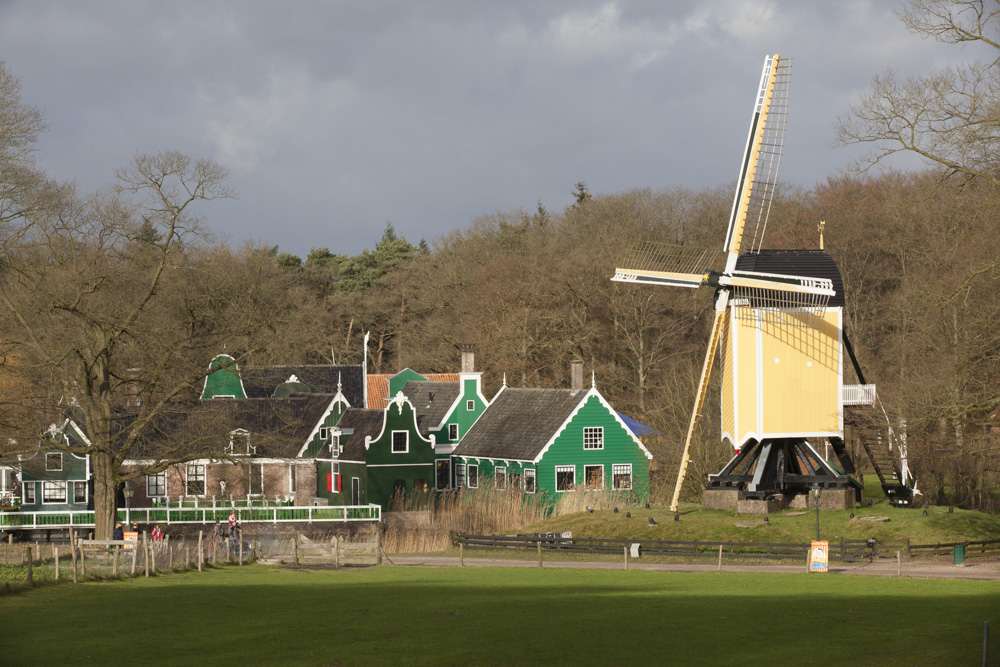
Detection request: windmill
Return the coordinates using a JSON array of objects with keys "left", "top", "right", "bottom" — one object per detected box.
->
[{"left": 613, "top": 54, "right": 868, "bottom": 513}]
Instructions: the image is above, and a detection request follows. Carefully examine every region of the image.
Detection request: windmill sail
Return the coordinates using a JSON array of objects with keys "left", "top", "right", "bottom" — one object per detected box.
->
[{"left": 723, "top": 54, "right": 790, "bottom": 271}]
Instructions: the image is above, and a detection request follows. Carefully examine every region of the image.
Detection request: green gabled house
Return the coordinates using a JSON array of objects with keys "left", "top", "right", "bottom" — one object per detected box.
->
[
  {"left": 19, "top": 419, "right": 92, "bottom": 512},
  {"left": 314, "top": 393, "right": 437, "bottom": 511},
  {"left": 401, "top": 352, "right": 489, "bottom": 490},
  {"left": 451, "top": 377, "right": 653, "bottom": 502}
]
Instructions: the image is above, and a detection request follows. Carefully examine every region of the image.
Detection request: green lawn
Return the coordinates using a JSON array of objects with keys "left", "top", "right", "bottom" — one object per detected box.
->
[{"left": 2, "top": 565, "right": 997, "bottom": 666}]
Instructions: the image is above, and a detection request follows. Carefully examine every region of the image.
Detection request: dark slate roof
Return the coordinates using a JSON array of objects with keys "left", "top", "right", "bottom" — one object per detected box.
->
[
  {"left": 453, "top": 387, "right": 588, "bottom": 461},
  {"left": 735, "top": 249, "right": 845, "bottom": 307},
  {"left": 401, "top": 381, "right": 460, "bottom": 435},
  {"left": 336, "top": 409, "right": 386, "bottom": 462},
  {"left": 241, "top": 364, "right": 364, "bottom": 406},
  {"left": 123, "top": 395, "right": 333, "bottom": 460}
]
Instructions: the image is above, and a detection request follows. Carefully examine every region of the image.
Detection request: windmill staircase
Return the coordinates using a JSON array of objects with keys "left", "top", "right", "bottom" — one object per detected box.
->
[{"left": 842, "top": 330, "right": 916, "bottom": 506}]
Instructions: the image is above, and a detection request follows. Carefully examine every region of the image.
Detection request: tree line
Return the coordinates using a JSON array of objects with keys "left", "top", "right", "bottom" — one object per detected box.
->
[{"left": 2, "top": 1, "right": 999, "bottom": 541}]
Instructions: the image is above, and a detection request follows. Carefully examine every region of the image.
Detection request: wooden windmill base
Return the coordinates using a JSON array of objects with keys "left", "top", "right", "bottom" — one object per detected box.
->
[{"left": 702, "top": 438, "right": 857, "bottom": 515}]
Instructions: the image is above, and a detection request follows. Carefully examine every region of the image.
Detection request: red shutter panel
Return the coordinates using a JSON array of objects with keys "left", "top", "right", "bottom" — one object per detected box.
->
[
  {"left": 327, "top": 473, "right": 333, "bottom": 492},
  {"left": 336, "top": 474, "right": 342, "bottom": 493}
]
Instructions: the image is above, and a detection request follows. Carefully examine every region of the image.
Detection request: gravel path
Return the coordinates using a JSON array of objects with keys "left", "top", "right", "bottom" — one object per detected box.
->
[{"left": 385, "top": 554, "right": 1000, "bottom": 580}]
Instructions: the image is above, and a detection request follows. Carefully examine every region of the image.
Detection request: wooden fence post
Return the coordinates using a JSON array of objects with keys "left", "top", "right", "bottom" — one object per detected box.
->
[
  {"left": 624, "top": 545, "right": 628, "bottom": 571},
  {"left": 186, "top": 547, "right": 191, "bottom": 570},
  {"left": 168, "top": 542, "right": 173, "bottom": 571},
  {"left": 113, "top": 546, "right": 119, "bottom": 577},
  {"left": 718, "top": 545, "right": 723, "bottom": 572},
  {"left": 333, "top": 536, "right": 340, "bottom": 569},
  {"left": 70, "top": 529, "right": 79, "bottom": 584},
  {"left": 460, "top": 542, "right": 464, "bottom": 567},
  {"left": 143, "top": 531, "right": 150, "bottom": 577},
  {"left": 376, "top": 531, "right": 382, "bottom": 566},
  {"left": 197, "top": 531, "right": 203, "bottom": 572},
  {"left": 25, "top": 546, "right": 32, "bottom": 585},
  {"left": 537, "top": 539, "right": 542, "bottom": 568},
  {"left": 294, "top": 533, "right": 300, "bottom": 566},
  {"left": 54, "top": 546, "right": 59, "bottom": 581},
  {"left": 130, "top": 540, "right": 137, "bottom": 576},
  {"left": 80, "top": 543, "right": 86, "bottom": 578}
]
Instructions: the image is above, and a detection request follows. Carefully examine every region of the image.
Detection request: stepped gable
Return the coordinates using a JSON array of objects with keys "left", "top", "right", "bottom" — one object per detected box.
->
[
  {"left": 241, "top": 364, "right": 364, "bottom": 406},
  {"left": 401, "top": 380, "right": 460, "bottom": 435},
  {"left": 454, "top": 387, "right": 587, "bottom": 461},
  {"left": 735, "top": 249, "right": 845, "bottom": 307},
  {"left": 336, "top": 409, "right": 386, "bottom": 462}
]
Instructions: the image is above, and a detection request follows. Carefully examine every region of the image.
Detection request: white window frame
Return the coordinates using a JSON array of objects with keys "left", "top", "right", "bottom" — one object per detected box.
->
[
  {"left": 495, "top": 466, "right": 507, "bottom": 490},
  {"left": 330, "top": 435, "right": 340, "bottom": 457},
  {"left": 613, "top": 464, "right": 633, "bottom": 491},
  {"left": 583, "top": 426, "right": 604, "bottom": 450},
  {"left": 23, "top": 482, "right": 36, "bottom": 505},
  {"left": 186, "top": 464, "right": 206, "bottom": 496},
  {"left": 555, "top": 465, "right": 575, "bottom": 492},
  {"left": 72, "top": 480, "right": 88, "bottom": 504},
  {"left": 319, "top": 426, "right": 330, "bottom": 442},
  {"left": 42, "top": 480, "right": 67, "bottom": 504},
  {"left": 146, "top": 472, "right": 167, "bottom": 498},
  {"left": 466, "top": 400, "right": 475, "bottom": 411},
  {"left": 248, "top": 462, "right": 264, "bottom": 496},
  {"left": 448, "top": 423, "right": 459, "bottom": 440},
  {"left": 524, "top": 468, "right": 536, "bottom": 494},
  {"left": 584, "top": 464, "right": 604, "bottom": 490},
  {"left": 391, "top": 431, "right": 409, "bottom": 454},
  {"left": 46, "top": 452, "right": 63, "bottom": 471},
  {"left": 455, "top": 463, "right": 466, "bottom": 488},
  {"left": 467, "top": 464, "right": 478, "bottom": 489}
]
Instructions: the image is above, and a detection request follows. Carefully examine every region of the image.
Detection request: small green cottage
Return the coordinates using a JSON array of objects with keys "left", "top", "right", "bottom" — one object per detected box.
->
[
  {"left": 452, "top": 379, "right": 653, "bottom": 501},
  {"left": 19, "top": 420, "right": 92, "bottom": 512}
]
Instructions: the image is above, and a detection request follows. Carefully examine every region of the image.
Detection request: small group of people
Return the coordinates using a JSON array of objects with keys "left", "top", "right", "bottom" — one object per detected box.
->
[
  {"left": 112, "top": 521, "right": 164, "bottom": 541},
  {"left": 214, "top": 512, "right": 243, "bottom": 551}
]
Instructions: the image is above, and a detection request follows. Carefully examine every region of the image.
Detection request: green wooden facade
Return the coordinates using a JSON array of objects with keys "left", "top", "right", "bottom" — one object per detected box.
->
[
  {"left": 452, "top": 386, "right": 652, "bottom": 503},
  {"left": 19, "top": 420, "right": 92, "bottom": 512},
  {"left": 200, "top": 354, "right": 247, "bottom": 399}
]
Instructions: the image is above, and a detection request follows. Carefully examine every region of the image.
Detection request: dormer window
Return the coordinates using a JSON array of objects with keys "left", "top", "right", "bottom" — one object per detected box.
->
[
  {"left": 467, "top": 400, "right": 475, "bottom": 411},
  {"left": 46, "top": 453, "right": 63, "bottom": 471},
  {"left": 227, "top": 429, "right": 254, "bottom": 455},
  {"left": 319, "top": 427, "right": 330, "bottom": 442},
  {"left": 330, "top": 435, "right": 341, "bottom": 457}
]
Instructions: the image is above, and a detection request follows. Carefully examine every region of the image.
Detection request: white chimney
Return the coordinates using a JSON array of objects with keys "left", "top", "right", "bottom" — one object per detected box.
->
[{"left": 458, "top": 343, "right": 476, "bottom": 373}]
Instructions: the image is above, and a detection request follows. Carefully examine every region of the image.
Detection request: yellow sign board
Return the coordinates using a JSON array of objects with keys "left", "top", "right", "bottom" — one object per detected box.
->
[{"left": 808, "top": 540, "right": 829, "bottom": 572}]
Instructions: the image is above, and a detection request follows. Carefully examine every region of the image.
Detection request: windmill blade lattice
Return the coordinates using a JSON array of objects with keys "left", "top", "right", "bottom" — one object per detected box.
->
[
  {"left": 613, "top": 241, "right": 720, "bottom": 286},
  {"left": 732, "top": 56, "right": 791, "bottom": 258}
]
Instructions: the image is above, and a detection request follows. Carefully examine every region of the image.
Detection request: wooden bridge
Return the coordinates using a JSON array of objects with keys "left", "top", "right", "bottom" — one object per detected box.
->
[{"left": 0, "top": 504, "right": 381, "bottom": 532}]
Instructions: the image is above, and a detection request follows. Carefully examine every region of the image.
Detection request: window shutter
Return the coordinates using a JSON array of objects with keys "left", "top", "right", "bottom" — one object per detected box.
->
[
  {"left": 336, "top": 474, "right": 342, "bottom": 493},
  {"left": 327, "top": 473, "right": 333, "bottom": 492}
]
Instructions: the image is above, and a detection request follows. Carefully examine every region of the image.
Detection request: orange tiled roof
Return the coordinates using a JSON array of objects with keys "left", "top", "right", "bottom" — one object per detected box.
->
[{"left": 366, "top": 372, "right": 460, "bottom": 409}]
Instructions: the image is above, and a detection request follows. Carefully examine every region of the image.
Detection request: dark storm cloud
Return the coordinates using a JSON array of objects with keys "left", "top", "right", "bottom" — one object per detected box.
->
[{"left": 0, "top": 1, "right": 976, "bottom": 256}]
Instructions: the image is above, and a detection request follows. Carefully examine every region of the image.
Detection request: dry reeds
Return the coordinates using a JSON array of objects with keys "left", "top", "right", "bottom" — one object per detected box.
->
[{"left": 381, "top": 485, "right": 646, "bottom": 553}]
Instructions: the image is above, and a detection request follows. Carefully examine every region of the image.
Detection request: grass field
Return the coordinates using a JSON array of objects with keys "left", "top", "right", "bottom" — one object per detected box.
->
[{"left": 2, "top": 564, "right": 997, "bottom": 666}]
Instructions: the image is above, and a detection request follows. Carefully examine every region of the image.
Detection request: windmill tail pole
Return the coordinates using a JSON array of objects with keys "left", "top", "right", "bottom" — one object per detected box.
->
[{"left": 670, "top": 298, "right": 728, "bottom": 513}]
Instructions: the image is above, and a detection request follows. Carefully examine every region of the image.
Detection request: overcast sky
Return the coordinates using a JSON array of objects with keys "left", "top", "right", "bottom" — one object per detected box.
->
[{"left": 0, "top": 1, "right": 980, "bottom": 257}]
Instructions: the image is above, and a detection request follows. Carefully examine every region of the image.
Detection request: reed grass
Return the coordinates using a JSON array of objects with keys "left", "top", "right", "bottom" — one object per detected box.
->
[{"left": 382, "top": 486, "right": 647, "bottom": 553}]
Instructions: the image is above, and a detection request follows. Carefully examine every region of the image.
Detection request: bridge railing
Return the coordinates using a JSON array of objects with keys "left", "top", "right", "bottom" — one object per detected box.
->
[{"left": 0, "top": 504, "right": 380, "bottom": 530}]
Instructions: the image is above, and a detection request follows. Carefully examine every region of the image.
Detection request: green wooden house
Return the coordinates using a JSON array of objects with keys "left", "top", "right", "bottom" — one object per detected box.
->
[
  {"left": 402, "top": 373, "right": 489, "bottom": 490},
  {"left": 19, "top": 420, "right": 92, "bottom": 512},
  {"left": 313, "top": 393, "right": 436, "bottom": 511},
  {"left": 452, "top": 380, "right": 653, "bottom": 502}
]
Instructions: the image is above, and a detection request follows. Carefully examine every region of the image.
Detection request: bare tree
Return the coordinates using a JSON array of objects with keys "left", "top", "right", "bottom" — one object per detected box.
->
[
  {"left": 836, "top": 1, "right": 1000, "bottom": 185},
  {"left": 0, "top": 149, "right": 303, "bottom": 538}
]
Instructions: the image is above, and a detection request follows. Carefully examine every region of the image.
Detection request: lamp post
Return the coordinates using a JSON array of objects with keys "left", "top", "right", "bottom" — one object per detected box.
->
[
  {"left": 809, "top": 484, "right": 822, "bottom": 541},
  {"left": 123, "top": 482, "right": 134, "bottom": 526}
]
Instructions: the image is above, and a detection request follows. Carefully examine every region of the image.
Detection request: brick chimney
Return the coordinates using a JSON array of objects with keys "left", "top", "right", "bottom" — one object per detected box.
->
[
  {"left": 457, "top": 343, "right": 477, "bottom": 373},
  {"left": 571, "top": 359, "right": 584, "bottom": 391}
]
